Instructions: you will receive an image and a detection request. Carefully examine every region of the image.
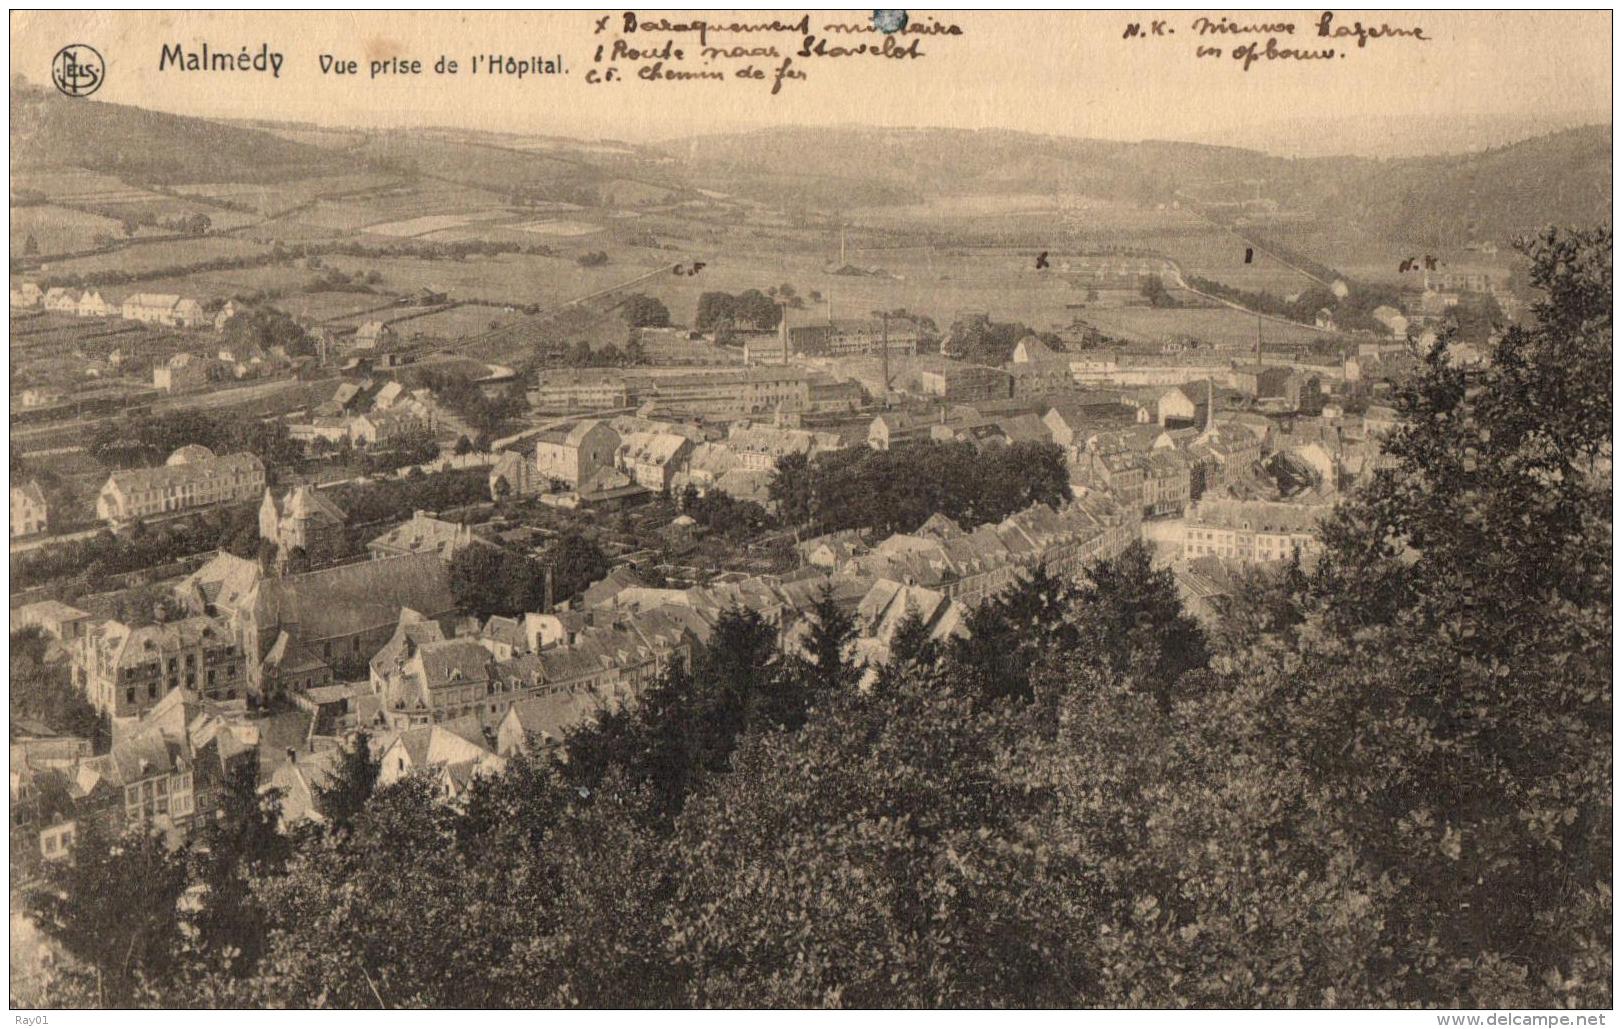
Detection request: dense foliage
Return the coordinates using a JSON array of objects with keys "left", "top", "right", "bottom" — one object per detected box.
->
[
  {"left": 449, "top": 530, "right": 611, "bottom": 619},
  {"left": 10, "top": 627, "right": 104, "bottom": 741},
  {"left": 411, "top": 369, "right": 527, "bottom": 439},
  {"left": 11, "top": 503, "right": 262, "bottom": 593},
  {"left": 329, "top": 468, "right": 491, "bottom": 530},
  {"left": 775, "top": 439, "right": 1072, "bottom": 536},
  {"left": 694, "top": 289, "right": 781, "bottom": 334},
  {"left": 18, "top": 231, "right": 1610, "bottom": 1009},
  {"left": 619, "top": 293, "right": 670, "bottom": 329},
  {"left": 87, "top": 411, "right": 302, "bottom": 474}
]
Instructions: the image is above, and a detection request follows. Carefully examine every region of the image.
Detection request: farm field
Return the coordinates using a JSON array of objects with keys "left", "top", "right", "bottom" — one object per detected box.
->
[
  {"left": 1265, "top": 224, "right": 1523, "bottom": 288},
  {"left": 362, "top": 210, "right": 515, "bottom": 237},
  {"left": 257, "top": 125, "right": 371, "bottom": 150},
  {"left": 1154, "top": 226, "right": 1326, "bottom": 294},
  {"left": 12, "top": 167, "right": 148, "bottom": 202},
  {"left": 316, "top": 249, "right": 671, "bottom": 307},
  {"left": 75, "top": 195, "right": 262, "bottom": 232},
  {"left": 37, "top": 236, "right": 272, "bottom": 277},
  {"left": 12, "top": 205, "right": 168, "bottom": 254},
  {"left": 628, "top": 242, "right": 1091, "bottom": 335},
  {"left": 389, "top": 304, "right": 525, "bottom": 340},
  {"left": 1079, "top": 301, "right": 1331, "bottom": 349},
  {"left": 100, "top": 262, "right": 314, "bottom": 302},
  {"left": 271, "top": 290, "right": 398, "bottom": 325},
  {"left": 507, "top": 220, "right": 606, "bottom": 238}
]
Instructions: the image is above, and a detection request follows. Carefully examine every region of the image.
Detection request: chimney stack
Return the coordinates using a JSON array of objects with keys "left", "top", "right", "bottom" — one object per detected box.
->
[{"left": 543, "top": 565, "right": 555, "bottom": 613}]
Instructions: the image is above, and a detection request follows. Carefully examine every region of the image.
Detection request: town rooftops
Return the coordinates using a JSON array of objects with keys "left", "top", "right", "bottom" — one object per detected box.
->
[
  {"left": 107, "top": 452, "right": 264, "bottom": 497},
  {"left": 267, "top": 484, "right": 346, "bottom": 526},
  {"left": 503, "top": 692, "right": 604, "bottom": 750},
  {"left": 1187, "top": 497, "right": 1327, "bottom": 535},
  {"left": 367, "top": 511, "right": 492, "bottom": 559},
  {"left": 619, "top": 431, "right": 692, "bottom": 466},
  {"left": 255, "top": 551, "right": 456, "bottom": 643}
]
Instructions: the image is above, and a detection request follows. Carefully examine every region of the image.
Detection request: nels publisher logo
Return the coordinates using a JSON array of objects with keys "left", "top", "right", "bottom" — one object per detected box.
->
[{"left": 52, "top": 44, "right": 105, "bottom": 97}]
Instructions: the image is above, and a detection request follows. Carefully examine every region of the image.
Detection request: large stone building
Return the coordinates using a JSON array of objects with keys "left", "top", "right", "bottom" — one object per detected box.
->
[
  {"left": 532, "top": 369, "right": 634, "bottom": 411},
  {"left": 1181, "top": 497, "right": 1326, "bottom": 563},
  {"left": 919, "top": 363, "right": 1015, "bottom": 403},
  {"left": 787, "top": 319, "right": 920, "bottom": 359},
  {"left": 153, "top": 352, "right": 222, "bottom": 393},
  {"left": 95, "top": 448, "right": 266, "bottom": 523},
  {"left": 121, "top": 293, "right": 206, "bottom": 328},
  {"left": 72, "top": 615, "right": 248, "bottom": 722},
  {"left": 617, "top": 431, "right": 695, "bottom": 492},
  {"left": 11, "top": 690, "right": 257, "bottom": 871},
  {"left": 177, "top": 549, "right": 459, "bottom": 687},
  {"left": 535, "top": 419, "right": 621, "bottom": 487},
  {"left": 367, "top": 511, "right": 495, "bottom": 561}
]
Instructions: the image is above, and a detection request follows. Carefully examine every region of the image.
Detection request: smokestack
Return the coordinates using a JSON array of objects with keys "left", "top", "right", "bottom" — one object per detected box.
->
[
  {"left": 544, "top": 565, "right": 555, "bottom": 614},
  {"left": 1205, "top": 378, "right": 1215, "bottom": 433},
  {"left": 779, "top": 305, "right": 790, "bottom": 366},
  {"left": 880, "top": 312, "right": 890, "bottom": 397}
]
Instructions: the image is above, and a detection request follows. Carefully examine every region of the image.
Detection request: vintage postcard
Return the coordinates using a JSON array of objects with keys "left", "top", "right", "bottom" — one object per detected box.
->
[{"left": 6, "top": 9, "right": 1613, "bottom": 1018}]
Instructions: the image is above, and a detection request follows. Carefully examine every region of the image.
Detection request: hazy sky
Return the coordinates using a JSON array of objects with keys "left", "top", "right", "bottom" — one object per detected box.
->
[{"left": 11, "top": 10, "right": 1612, "bottom": 148}]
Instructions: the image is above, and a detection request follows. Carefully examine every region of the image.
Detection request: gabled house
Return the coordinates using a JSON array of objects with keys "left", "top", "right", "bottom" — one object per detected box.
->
[
  {"left": 77, "top": 290, "right": 114, "bottom": 318},
  {"left": 259, "top": 485, "right": 347, "bottom": 568},
  {"left": 11, "top": 282, "right": 43, "bottom": 309},
  {"left": 11, "top": 479, "right": 48, "bottom": 537}
]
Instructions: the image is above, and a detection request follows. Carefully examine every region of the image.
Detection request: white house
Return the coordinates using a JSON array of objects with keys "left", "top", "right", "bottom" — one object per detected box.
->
[{"left": 77, "top": 291, "right": 114, "bottom": 318}]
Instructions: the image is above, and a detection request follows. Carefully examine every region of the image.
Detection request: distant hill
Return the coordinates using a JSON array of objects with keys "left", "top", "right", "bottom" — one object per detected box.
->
[
  {"left": 665, "top": 124, "right": 1612, "bottom": 246},
  {"left": 10, "top": 83, "right": 351, "bottom": 184},
  {"left": 1311, "top": 126, "right": 1613, "bottom": 247},
  {"left": 1191, "top": 110, "right": 1612, "bottom": 160}
]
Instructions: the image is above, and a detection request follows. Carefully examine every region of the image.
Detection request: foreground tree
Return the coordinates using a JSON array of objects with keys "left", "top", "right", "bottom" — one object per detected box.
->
[
  {"left": 25, "top": 823, "right": 189, "bottom": 1006},
  {"left": 1294, "top": 227, "right": 1613, "bottom": 1006}
]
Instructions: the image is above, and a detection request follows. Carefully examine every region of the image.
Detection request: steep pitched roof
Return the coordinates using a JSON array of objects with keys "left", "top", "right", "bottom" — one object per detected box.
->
[
  {"left": 180, "top": 552, "right": 263, "bottom": 612},
  {"left": 505, "top": 692, "right": 603, "bottom": 748},
  {"left": 12, "top": 480, "right": 46, "bottom": 507},
  {"left": 261, "top": 631, "right": 331, "bottom": 679},
  {"left": 255, "top": 552, "right": 456, "bottom": 642},
  {"left": 369, "top": 609, "right": 448, "bottom": 678},
  {"left": 107, "top": 452, "right": 263, "bottom": 497}
]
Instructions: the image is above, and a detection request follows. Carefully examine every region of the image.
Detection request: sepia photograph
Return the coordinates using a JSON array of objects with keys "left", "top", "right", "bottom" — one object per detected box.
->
[{"left": 4, "top": 8, "right": 1614, "bottom": 1016}]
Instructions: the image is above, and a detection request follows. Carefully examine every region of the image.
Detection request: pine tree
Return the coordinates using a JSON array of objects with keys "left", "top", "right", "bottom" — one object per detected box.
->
[
  {"left": 1075, "top": 540, "right": 1208, "bottom": 710},
  {"left": 314, "top": 728, "right": 380, "bottom": 832},
  {"left": 795, "top": 582, "right": 857, "bottom": 701}
]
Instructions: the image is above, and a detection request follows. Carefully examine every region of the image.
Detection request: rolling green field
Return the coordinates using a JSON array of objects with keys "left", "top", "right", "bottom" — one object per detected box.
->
[
  {"left": 1079, "top": 302, "right": 1328, "bottom": 349},
  {"left": 11, "top": 205, "right": 162, "bottom": 254},
  {"left": 38, "top": 236, "right": 272, "bottom": 277},
  {"left": 315, "top": 249, "right": 672, "bottom": 308},
  {"left": 390, "top": 304, "right": 525, "bottom": 339}
]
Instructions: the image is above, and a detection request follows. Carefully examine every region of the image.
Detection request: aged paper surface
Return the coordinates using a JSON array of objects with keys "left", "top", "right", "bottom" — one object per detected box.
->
[{"left": 7, "top": 9, "right": 1613, "bottom": 1017}]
